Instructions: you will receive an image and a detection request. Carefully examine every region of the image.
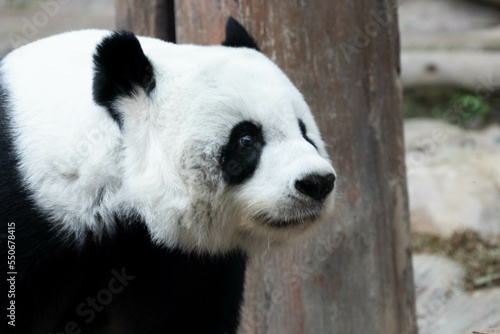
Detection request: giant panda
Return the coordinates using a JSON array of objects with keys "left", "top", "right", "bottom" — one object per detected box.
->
[{"left": 0, "top": 17, "right": 336, "bottom": 334}]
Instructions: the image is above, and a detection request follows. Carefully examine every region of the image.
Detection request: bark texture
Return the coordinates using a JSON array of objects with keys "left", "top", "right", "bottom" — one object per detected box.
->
[{"left": 115, "top": 0, "right": 175, "bottom": 42}]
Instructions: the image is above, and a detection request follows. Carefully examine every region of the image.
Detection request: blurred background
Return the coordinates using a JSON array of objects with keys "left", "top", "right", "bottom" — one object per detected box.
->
[
  {"left": 0, "top": 0, "right": 499, "bottom": 333},
  {"left": 400, "top": 2, "right": 500, "bottom": 333}
]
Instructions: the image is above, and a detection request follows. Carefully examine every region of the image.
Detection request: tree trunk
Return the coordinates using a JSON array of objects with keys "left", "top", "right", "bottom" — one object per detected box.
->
[
  {"left": 116, "top": 0, "right": 417, "bottom": 333},
  {"left": 175, "top": 1, "right": 416, "bottom": 333},
  {"left": 115, "top": 0, "right": 176, "bottom": 42}
]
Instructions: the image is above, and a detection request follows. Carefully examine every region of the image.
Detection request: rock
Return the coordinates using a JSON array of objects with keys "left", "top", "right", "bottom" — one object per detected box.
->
[
  {"left": 405, "top": 119, "right": 500, "bottom": 242},
  {"left": 413, "top": 254, "right": 466, "bottom": 328},
  {"left": 413, "top": 254, "right": 500, "bottom": 334},
  {"left": 422, "top": 287, "right": 500, "bottom": 334}
]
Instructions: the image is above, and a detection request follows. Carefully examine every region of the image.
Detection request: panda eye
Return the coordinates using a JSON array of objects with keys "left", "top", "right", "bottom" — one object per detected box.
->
[
  {"left": 239, "top": 135, "right": 255, "bottom": 149},
  {"left": 220, "top": 121, "right": 265, "bottom": 185}
]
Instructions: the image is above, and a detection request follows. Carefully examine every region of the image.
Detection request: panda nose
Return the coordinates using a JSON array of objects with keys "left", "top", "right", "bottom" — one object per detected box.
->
[{"left": 295, "top": 173, "right": 335, "bottom": 201}]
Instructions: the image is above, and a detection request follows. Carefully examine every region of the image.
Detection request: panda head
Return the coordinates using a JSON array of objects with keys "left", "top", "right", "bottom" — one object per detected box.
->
[{"left": 93, "top": 18, "right": 337, "bottom": 254}]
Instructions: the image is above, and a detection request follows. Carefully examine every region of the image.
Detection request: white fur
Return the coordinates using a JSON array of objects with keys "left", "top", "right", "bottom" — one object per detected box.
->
[{"left": 1, "top": 30, "right": 336, "bottom": 253}]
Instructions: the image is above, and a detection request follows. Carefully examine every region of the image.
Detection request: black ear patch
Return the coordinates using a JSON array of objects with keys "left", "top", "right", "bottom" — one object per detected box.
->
[
  {"left": 93, "top": 31, "right": 156, "bottom": 126},
  {"left": 222, "top": 17, "right": 260, "bottom": 51}
]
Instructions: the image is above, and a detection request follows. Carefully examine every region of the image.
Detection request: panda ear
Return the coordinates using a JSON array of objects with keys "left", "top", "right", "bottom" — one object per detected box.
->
[
  {"left": 93, "top": 31, "right": 156, "bottom": 126},
  {"left": 222, "top": 17, "right": 260, "bottom": 51}
]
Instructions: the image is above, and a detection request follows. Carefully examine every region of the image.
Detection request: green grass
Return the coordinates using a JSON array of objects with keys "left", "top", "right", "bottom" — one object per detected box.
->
[{"left": 403, "top": 87, "right": 498, "bottom": 128}]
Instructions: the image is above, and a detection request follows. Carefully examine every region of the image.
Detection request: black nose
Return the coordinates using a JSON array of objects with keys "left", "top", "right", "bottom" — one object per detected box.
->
[{"left": 295, "top": 173, "right": 335, "bottom": 201}]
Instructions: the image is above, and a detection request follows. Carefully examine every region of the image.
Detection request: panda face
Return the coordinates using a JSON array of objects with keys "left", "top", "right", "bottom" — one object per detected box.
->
[
  {"left": 102, "top": 29, "right": 337, "bottom": 253},
  {"left": 150, "top": 47, "right": 337, "bottom": 253},
  {"left": 2, "top": 21, "right": 336, "bottom": 254}
]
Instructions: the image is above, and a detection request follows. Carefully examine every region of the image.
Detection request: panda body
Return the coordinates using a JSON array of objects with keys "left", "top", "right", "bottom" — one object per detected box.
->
[{"left": 0, "top": 19, "right": 336, "bottom": 333}]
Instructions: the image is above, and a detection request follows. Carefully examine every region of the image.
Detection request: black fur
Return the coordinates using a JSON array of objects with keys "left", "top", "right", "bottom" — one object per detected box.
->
[
  {"left": 0, "top": 77, "right": 247, "bottom": 333},
  {"left": 93, "top": 31, "right": 156, "bottom": 127},
  {"left": 220, "top": 121, "right": 265, "bottom": 185},
  {"left": 298, "top": 119, "right": 317, "bottom": 149},
  {"left": 222, "top": 17, "right": 260, "bottom": 51}
]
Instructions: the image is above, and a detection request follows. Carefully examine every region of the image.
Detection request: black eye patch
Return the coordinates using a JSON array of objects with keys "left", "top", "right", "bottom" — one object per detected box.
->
[
  {"left": 220, "top": 121, "right": 265, "bottom": 185},
  {"left": 298, "top": 119, "right": 317, "bottom": 149}
]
